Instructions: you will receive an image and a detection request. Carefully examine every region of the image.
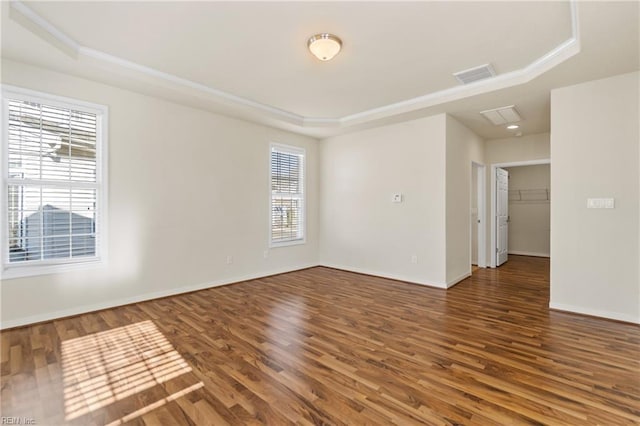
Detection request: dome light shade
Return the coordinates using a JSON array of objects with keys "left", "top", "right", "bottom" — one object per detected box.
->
[{"left": 308, "top": 33, "right": 342, "bottom": 61}]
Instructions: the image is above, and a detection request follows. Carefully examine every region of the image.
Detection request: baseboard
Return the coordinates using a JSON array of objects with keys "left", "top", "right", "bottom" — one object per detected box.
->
[
  {"left": 446, "top": 272, "right": 471, "bottom": 288},
  {"left": 319, "top": 263, "right": 447, "bottom": 289},
  {"left": 508, "top": 251, "right": 550, "bottom": 258},
  {"left": 549, "top": 302, "right": 640, "bottom": 324},
  {"left": 0, "top": 263, "right": 319, "bottom": 330}
]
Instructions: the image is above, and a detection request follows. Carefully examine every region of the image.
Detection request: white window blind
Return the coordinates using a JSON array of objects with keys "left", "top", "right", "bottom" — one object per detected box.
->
[
  {"left": 2, "top": 87, "right": 107, "bottom": 278},
  {"left": 270, "top": 144, "right": 305, "bottom": 246}
]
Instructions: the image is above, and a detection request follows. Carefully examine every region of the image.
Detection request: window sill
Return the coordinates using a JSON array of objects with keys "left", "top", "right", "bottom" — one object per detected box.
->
[
  {"left": 1, "top": 258, "right": 105, "bottom": 280},
  {"left": 269, "top": 239, "right": 306, "bottom": 249}
]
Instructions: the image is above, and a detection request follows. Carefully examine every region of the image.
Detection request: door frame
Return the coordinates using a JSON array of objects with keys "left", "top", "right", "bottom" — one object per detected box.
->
[
  {"left": 490, "top": 159, "right": 550, "bottom": 267},
  {"left": 471, "top": 162, "right": 487, "bottom": 268}
]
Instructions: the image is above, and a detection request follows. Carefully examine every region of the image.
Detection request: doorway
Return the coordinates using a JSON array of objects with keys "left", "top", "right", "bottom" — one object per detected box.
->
[
  {"left": 490, "top": 159, "right": 551, "bottom": 267},
  {"left": 471, "top": 162, "right": 486, "bottom": 270}
]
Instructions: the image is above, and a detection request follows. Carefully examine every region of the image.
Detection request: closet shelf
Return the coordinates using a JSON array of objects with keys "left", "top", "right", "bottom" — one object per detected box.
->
[{"left": 508, "top": 188, "right": 550, "bottom": 203}]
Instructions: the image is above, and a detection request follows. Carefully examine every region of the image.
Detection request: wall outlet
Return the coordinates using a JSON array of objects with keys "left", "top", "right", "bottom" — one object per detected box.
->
[
  {"left": 392, "top": 193, "right": 403, "bottom": 203},
  {"left": 226, "top": 255, "right": 233, "bottom": 264},
  {"left": 411, "top": 255, "right": 418, "bottom": 264}
]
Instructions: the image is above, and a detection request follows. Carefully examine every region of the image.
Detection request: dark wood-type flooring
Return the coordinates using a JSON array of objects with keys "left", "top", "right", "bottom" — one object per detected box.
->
[{"left": 2, "top": 256, "right": 639, "bottom": 425}]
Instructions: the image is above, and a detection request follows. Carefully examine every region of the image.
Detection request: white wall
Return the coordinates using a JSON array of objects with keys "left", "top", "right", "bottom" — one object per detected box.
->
[
  {"left": 445, "top": 116, "right": 484, "bottom": 285},
  {"left": 483, "top": 133, "right": 550, "bottom": 265},
  {"left": 12, "top": 62, "right": 634, "bottom": 328},
  {"left": 318, "top": 114, "right": 484, "bottom": 288},
  {"left": 319, "top": 115, "right": 448, "bottom": 286},
  {"left": 550, "top": 71, "right": 639, "bottom": 324},
  {"left": 504, "top": 165, "right": 550, "bottom": 257},
  {"left": 0, "top": 60, "right": 319, "bottom": 328},
  {"left": 484, "top": 133, "right": 550, "bottom": 165}
]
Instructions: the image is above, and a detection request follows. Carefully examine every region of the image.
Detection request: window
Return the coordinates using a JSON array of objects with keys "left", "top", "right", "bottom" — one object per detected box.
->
[
  {"left": 270, "top": 144, "right": 305, "bottom": 246},
  {"left": 1, "top": 86, "right": 107, "bottom": 279}
]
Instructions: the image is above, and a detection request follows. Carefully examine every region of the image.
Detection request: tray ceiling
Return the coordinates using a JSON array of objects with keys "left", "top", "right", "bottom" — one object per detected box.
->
[{"left": 1, "top": 1, "right": 638, "bottom": 139}]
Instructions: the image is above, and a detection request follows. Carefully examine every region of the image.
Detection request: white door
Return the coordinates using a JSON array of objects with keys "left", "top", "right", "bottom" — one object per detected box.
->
[
  {"left": 471, "top": 164, "right": 479, "bottom": 265},
  {"left": 496, "top": 167, "right": 509, "bottom": 266}
]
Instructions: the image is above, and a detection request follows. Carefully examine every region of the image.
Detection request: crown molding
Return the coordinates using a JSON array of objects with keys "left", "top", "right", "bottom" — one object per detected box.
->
[
  {"left": 78, "top": 46, "right": 306, "bottom": 126},
  {"left": 9, "top": 0, "right": 79, "bottom": 57},
  {"left": 9, "top": 0, "right": 579, "bottom": 132}
]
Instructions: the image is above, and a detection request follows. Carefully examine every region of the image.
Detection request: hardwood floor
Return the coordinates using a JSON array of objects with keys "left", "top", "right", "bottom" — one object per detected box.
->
[{"left": 1, "top": 256, "right": 639, "bottom": 425}]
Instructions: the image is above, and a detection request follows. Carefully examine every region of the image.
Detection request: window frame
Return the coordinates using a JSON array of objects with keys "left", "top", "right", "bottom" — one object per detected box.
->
[
  {"left": 1, "top": 85, "right": 108, "bottom": 279},
  {"left": 269, "top": 143, "right": 306, "bottom": 248}
]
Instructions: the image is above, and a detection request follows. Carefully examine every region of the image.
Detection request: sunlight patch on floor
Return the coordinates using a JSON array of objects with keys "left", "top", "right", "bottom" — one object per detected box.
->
[
  {"left": 105, "top": 382, "right": 204, "bottom": 426},
  {"left": 61, "top": 320, "right": 193, "bottom": 420}
]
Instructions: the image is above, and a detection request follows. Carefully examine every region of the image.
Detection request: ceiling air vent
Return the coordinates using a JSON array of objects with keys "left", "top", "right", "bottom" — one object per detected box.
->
[
  {"left": 480, "top": 105, "right": 522, "bottom": 125},
  {"left": 453, "top": 64, "right": 496, "bottom": 85}
]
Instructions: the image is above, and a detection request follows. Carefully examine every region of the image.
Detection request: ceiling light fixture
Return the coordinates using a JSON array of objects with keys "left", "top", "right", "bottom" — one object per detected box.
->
[
  {"left": 308, "top": 33, "right": 342, "bottom": 61},
  {"left": 506, "top": 124, "right": 520, "bottom": 130}
]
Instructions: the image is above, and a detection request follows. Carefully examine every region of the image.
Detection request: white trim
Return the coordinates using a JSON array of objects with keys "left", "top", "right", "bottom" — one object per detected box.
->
[
  {"left": 79, "top": 47, "right": 304, "bottom": 125},
  {"left": 340, "top": 39, "right": 578, "bottom": 126},
  {"left": 472, "top": 162, "right": 486, "bottom": 268},
  {"left": 269, "top": 238, "right": 305, "bottom": 248},
  {"left": 1, "top": 91, "right": 9, "bottom": 281},
  {"left": 320, "top": 262, "right": 447, "bottom": 289},
  {"left": 446, "top": 272, "right": 471, "bottom": 288},
  {"left": 490, "top": 159, "right": 551, "bottom": 267},
  {"left": 9, "top": 0, "right": 581, "bottom": 131},
  {"left": 549, "top": 302, "right": 639, "bottom": 325},
  {"left": 270, "top": 142, "right": 305, "bottom": 156},
  {"left": 492, "top": 159, "right": 551, "bottom": 168},
  {"left": 302, "top": 117, "right": 340, "bottom": 127},
  {"left": 269, "top": 143, "right": 306, "bottom": 248},
  {"left": 0, "top": 263, "right": 319, "bottom": 329},
  {"left": 1, "top": 84, "right": 107, "bottom": 115},
  {"left": 508, "top": 251, "right": 550, "bottom": 258},
  {"left": 1, "top": 258, "right": 104, "bottom": 280},
  {"left": 9, "top": 0, "right": 80, "bottom": 55},
  {"left": 0, "top": 85, "right": 108, "bottom": 280}
]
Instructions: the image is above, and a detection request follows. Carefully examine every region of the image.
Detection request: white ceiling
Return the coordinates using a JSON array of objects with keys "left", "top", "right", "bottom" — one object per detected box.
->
[{"left": 1, "top": 1, "right": 638, "bottom": 140}]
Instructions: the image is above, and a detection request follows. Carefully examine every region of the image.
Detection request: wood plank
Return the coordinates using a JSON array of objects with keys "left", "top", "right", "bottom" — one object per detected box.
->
[{"left": 1, "top": 256, "right": 638, "bottom": 424}]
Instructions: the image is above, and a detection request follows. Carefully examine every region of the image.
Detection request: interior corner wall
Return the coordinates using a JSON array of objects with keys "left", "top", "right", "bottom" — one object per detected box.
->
[
  {"left": 445, "top": 115, "right": 484, "bottom": 286},
  {"left": 483, "top": 133, "right": 550, "bottom": 266},
  {"left": 318, "top": 115, "right": 448, "bottom": 287},
  {"left": 550, "top": 71, "right": 639, "bottom": 324},
  {"left": 0, "top": 60, "right": 320, "bottom": 328}
]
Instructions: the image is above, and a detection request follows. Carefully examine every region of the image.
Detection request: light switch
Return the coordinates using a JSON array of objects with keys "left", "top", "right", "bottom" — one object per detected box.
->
[
  {"left": 587, "top": 198, "right": 615, "bottom": 209},
  {"left": 392, "top": 193, "right": 403, "bottom": 203}
]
